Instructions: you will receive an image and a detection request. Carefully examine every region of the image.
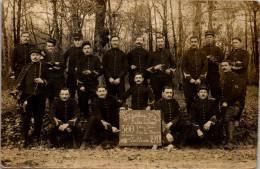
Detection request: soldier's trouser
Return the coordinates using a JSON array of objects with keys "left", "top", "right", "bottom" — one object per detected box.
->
[
  {"left": 206, "top": 72, "right": 220, "bottom": 102},
  {"left": 105, "top": 78, "right": 125, "bottom": 99},
  {"left": 237, "top": 80, "right": 247, "bottom": 121},
  {"left": 183, "top": 79, "right": 198, "bottom": 113},
  {"left": 67, "top": 74, "right": 77, "bottom": 98},
  {"left": 20, "top": 94, "right": 46, "bottom": 142},
  {"left": 150, "top": 76, "right": 173, "bottom": 101}
]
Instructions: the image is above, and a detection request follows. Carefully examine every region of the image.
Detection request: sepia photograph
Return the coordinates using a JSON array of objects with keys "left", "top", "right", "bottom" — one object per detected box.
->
[{"left": 1, "top": 0, "right": 259, "bottom": 168}]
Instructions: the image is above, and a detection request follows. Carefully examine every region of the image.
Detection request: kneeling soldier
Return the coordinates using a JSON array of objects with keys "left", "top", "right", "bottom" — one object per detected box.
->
[{"left": 48, "top": 88, "right": 81, "bottom": 148}]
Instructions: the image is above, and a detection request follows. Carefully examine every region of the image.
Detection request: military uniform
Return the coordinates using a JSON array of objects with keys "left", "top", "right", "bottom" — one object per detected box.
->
[
  {"left": 226, "top": 48, "right": 249, "bottom": 121},
  {"left": 202, "top": 44, "right": 224, "bottom": 101},
  {"left": 102, "top": 48, "right": 128, "bottom": 98},
  {"left": 148, "top": 49, "right": 176, "bottom": 101},
  {"left": 182, "top": 48, "right": 208, "bottom": 113},
  {"left": 120, "top": 84, "right": 155, "bottom": 110},
  {"left": 76, "top": 54, "right": 102, "bottom": 118},
  {"left": 48, "top": 98, "right": 81, "bottom": 145},
  {"left": 127, "top": 47, "right": 149, "bottom": 86},
  {"left": 12, "top": 43, "right": 35, "bottom": 78}
]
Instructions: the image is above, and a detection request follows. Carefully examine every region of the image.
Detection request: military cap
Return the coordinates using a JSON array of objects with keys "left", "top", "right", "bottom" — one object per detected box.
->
[
  {"left": 73, "top": 33, "right": 83, "bottom": 39},
  {"left": 47, "top": 38, "right": 57, "bottom": 46},
  {"left": 82, "top": 41, "right": 91, "bottom": 48},
  {"left": 29, "top": 48, "right": 42, "bottom": 55},
  {"left": 232, "top": 37, "right": 242, "bottom": 42},
  {"left": 197, "top": 84, "right": 209, "bottom": 92},
  {"left": 205, "top": 30, "right": 215, "bottom": 37}
]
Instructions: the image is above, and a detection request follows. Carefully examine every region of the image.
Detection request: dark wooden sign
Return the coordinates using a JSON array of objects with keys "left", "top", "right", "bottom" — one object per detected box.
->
[{"left": 119, "top": 110, "right": 162, "bottom": 146}]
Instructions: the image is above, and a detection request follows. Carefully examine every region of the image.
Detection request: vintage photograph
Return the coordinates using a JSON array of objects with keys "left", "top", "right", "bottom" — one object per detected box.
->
[{"left": 1, "top": 0, "right": 259, "bottom": 168}]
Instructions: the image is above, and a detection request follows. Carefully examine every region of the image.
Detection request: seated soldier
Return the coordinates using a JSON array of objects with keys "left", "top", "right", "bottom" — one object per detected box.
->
[
  {"left": 48, "top": 88, "right": 81, "bottom": 148},
  {"left": 189, "top": 84, "right": 221, "bottom": 147},
  {"left": 80, "top": 86, "right": 126, "bottom": 150},
  {"left": 154, "top": 86, "right": 189, "bottom": 151},
  {"left": 120, "top": 72, "right": 155, "bottom": 110}
]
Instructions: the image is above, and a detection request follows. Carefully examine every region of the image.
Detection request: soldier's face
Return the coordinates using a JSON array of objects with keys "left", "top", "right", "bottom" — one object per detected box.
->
[
  {"left": 205, "top": 35, "right": 214, "bottom": 45},
  {"left": 162, "top": 89, "right": 173, "bottom": 100},
  {"left": 30, "top": 53, "right": 41, "bottom": 63},
  {"left": 46, "top": 42, "right": 55, "bottom": 52},
  {"left": 157, "top": 38, "right": 164, "bottom": 49},
  {"left": 190, "top": 38, "right": 198, "bottom": 48},
  {"left": 96, "top": 88, "right": 107, "bottom": 99},
  {"left": 134, "top": 75, "right": 144, "bottom": 84},
  {"left": 21, "top": 33, "right": 30, "bottom": 44},
  {"left": 197, "top": 89, "right": 208, "bottom": 99},
  {"left": 232, "top": 39, "right": 241, "bottom": 49},
  {"left": 60, "top": 90, "right": 70, "bottom": 101},
  {"left": 111, "top": 37, "right": 119, "bottom": 48},
  {"left": 74, "top": 39, "right": 83, "bottom": 47},
  {"left": 82, "top": 45, "right": 92, "bottom": 55},
  {"left": 221, "top": 62, "right": 232, "bottom": 73},
  {"left": 135, "top": 37, "right": 144, "bottom": 47}
]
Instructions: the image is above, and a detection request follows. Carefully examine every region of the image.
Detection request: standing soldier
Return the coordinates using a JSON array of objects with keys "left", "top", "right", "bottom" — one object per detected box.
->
[
  {"left": 102, "top": 36, "right": 128, "bottom": 98},
  {"left": 127, "top": 36, "right": 149, "bottom": 86},
  {"left": 76, "top": 41, "right": 102, "bottom": 118},
  {"left": 63, "top": 33, "right": 84, "bottom": 98},
  {"left": 202, "top": 31, "right": 224, "bottom": 102},
  {"left": 220, "top": 60, "right": 241, "bottom": 150},
  {"left": 226, "top": 37, "right": 249, "bottom": 126},
  {"left": 147, "top": 37, "right": 176, "bottom": 101},
  {"left": 182, "top": 36, "right": 208, "bottom": 113},
  {"left": 11, "top": 31, "right": 35, "bottom": 79},
  {"left": 44, "top": 38, "right": 65, "bottom": 104}
]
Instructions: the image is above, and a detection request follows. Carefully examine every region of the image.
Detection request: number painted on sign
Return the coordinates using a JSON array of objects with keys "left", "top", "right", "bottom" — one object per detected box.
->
[{"left": 121, "top": 125, "right": 135, "bottom": 133}]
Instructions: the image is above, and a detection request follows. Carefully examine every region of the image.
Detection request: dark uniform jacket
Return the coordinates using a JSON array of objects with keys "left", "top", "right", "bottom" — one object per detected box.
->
[
  {"left": 12, "top": 43, "right": 35, "bottom": 74},
  {"left": 92, "top": 94, "right": 124, "bottom": 127},
  {"left": 49, "top": 98, "right": 79, "bottom": 127},
  {"left": 154, "top": 98, "right": 181, "bottom": 125},
  {"left": 63, "top": 47, "right": 83, "bottom": 75},
  {"left": 45, "top": 50, "right": 65, "bottom": 78},
  {"left": 120, "top": 84, "right": 155, "bottom": 110},
  {"left": 102, "top": 48, "right": 128, "bottom": 79},
  {"left": 201, "top": 44, "right": 224, "bottom": 73},
  {"left": 226, "top": 49, "right": 249, "bottom": 80},
  {"left": 182, "top": 48, "right": 208, "bottom": 80},
  {"left": 127, "top": 47, "right": 149, "bottom": 75},
  {"left": 190, "top": 98, "right": 218, "bottom": 131},
  {"left": 76, "top": 54, "right": 102, "bottom": 87},
  {"left": 220, "top": 71, "right": 241, "bottom": 106},
  {"left": 148, "top": 49, "right": 176, "bottom": 77},
  {"left": 20, "top": 62, "right": 48, "bottom": 95}
]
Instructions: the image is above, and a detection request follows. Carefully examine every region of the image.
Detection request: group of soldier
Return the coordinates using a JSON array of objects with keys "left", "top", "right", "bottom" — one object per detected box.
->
[{"left": 10, "top": 30, "right": 248, "bottom": 151}]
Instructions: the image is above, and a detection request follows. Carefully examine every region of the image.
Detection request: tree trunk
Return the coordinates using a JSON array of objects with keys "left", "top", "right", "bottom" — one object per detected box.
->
[
  {"left": 17, "top": 0, "right": 22, "bottom": 43},
  {"left": 153, "top": 0, "right": 157, "bottom": 48},
  {"left": 147, "top": 0, "right": 153, "bottom": 52},
  {"left": 253, "top": 9, "right": 259, "bottom": 78},
  {"left": 52, "top": 0, "right": 59, "bottom": 41},
  {"left": 178, "top": 0, "right": 183, "bottom": 61},
  {"left": 245, "top": 9, "right": 248, "bottom": 50},
  {"left": 13, "top": 0, "right": 17, "bottom": 45},
  {"left": 193, "top": 1, "right": 202, "bottom": 46},
  {"left": 169, "top": 0, "right": 177, "bottom": 61},
  {"left": 208, "top": 1, "right": 214, "bottom": 30},
  {"left": 162, "top": 0, "right": 170, "bottom": 49}
]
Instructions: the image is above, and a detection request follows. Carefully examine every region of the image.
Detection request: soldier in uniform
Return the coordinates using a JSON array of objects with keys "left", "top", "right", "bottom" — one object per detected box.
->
[
  {"left": 202, "top": 31, "right": 224, "bottom": 102},
  {"left": 190, "top": 84, "right": 221, "bottom": 147},
  {"left": 44, "top": 38, "right": 65, "bottom": 104},
  {"left": 102, "top": 36, "right": 128, "bottom": 98},
  {"left": 48, "top": 88, "right": 81, "bottom": 148},
  {"left": 76, "top": 41, "right": 102, "bottom": 118},
  {"left": 120, "top": 72, "right": 155, "bottom": 110},
  {"left": 154, "top": 86, "right": 189, "bottom": 150},
  {"left": 127, "top": 36, "right": 149, "bottom": 86},
  {"left": 63, "top": 33, "right": 84, "bottom": 98},
  {"left": 220, "top": 60, "right": 241, "bottom": 150},
  {"left": 17, "top": 48, "right": 48, "bottom": 148},
  {"left": 182, "top": 36, "right": 208, "bottom": 113},
  {"left": 147, "top": 37, "right": 176, "bottom": 101},
  {"left": 80, "top": 86, "right": 125, "bottom": 149},
  {"left": 226, "top": 38, "right": 249, "bottom": 126},
  {"left": 11, "top": 31, "right": 35, "bottom": 79}
]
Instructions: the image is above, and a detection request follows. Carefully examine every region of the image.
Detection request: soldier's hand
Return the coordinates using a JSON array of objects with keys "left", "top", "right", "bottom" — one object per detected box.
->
[
  {"left": 114, "top": 78, "right": 120, "bottom": 85},
  {"left": 222, "top": 102, "right": 228, "bottom": 107},
  {"left": 55, "top": 62, "right": 60, "bottom": 65},
  {"left": 207, "top": 55, "right": 212, "bottom": 59},
  {"left": 154, "top": 64, "right": 163, "bottom": 71},
  {"left": 234, "top": 121, "right": 239, "bottom": 127},
  {"left": 109, "top": 77, "right": 115, "bottom": 84},
  {"left": 190, "top": 79, "right": 196, "bottom": 84},
  {"left": 34, "top": 78, "right": 44, "bottom": 84},
  {"left": 195, "top": 79, "right": 201, "bottom": 85},
  {"left": 101, "top": 120, "right": 110, "bottom": 130},
  {"left": 131, "top": 65, "right": 137, "bottom": 70},
  {"left": 119, "top": 107, "right": 126, "bottom": 110},
  {"left": 66, "top": 127, "right": 72, "bottom": 133},
  {"left": 112, "top": 127, "right": 120, "bottom": 133},
  {"left": 166, "top": 133, "right": 174, "bottom": 143},
  {"left": 170, "top": 68, "right": 176, "bottom": 73},
  {"left": 197, "top": 129, "right": 204, "bottom": 138},
  {"left": 80, "top": 86, "right": 85, "bottom": 92},
  {"left": 203, "top": 121, "right": 212, "bottom": 131},
  {"left": 145, "top": 106, "right": 151, "bottom": 110},
  {"left": 166, "top": 122, "right": 173, "bottom": 129},
  {"left": 59, "top": 124, "right": 67, "bottom": 131},
  {"left": 146, "top": 67, "right": 153, "bottom": 73},
  {"left": 83, "top": 70, "right": 91, "bottom": 75},
  {"left": 165, "top": 69, "right": 171, "bottom": 74}
]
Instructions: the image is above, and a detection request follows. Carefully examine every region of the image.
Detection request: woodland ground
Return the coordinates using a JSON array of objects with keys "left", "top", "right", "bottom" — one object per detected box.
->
[{"left": 1, "top": 79, "right": 259, "bottom": 168}]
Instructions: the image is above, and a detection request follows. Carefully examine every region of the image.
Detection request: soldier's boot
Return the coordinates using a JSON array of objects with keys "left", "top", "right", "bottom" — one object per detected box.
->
[
  {"left": 80, "top": 141, "right": 87, "bottom": 150},
  {"left": 224, "top": 121, "right": 234, "bottom": 150},
  {"left": 73, "top": 136, "right": 78, "bottom": 149}
]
